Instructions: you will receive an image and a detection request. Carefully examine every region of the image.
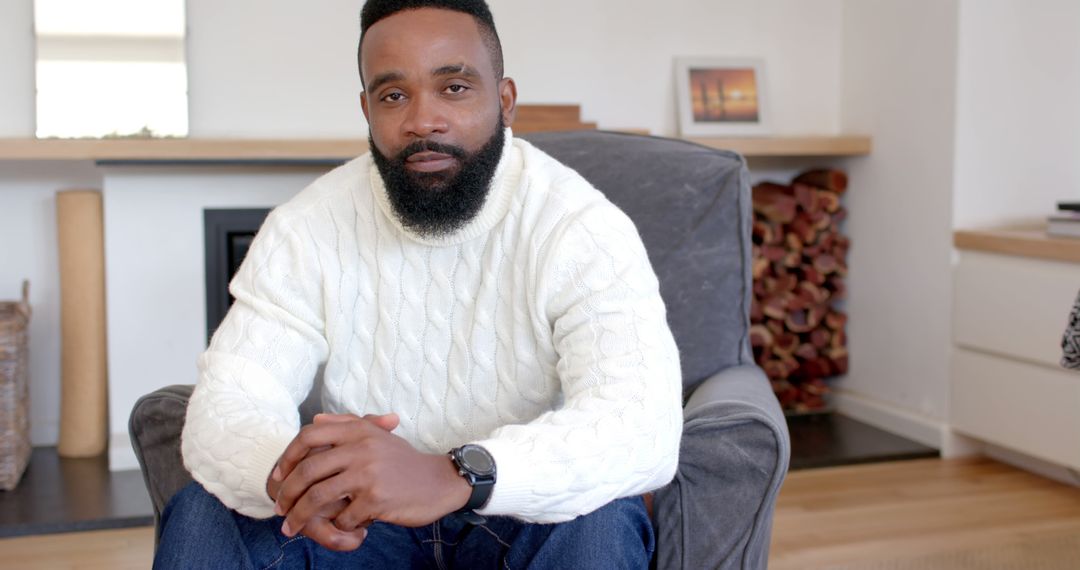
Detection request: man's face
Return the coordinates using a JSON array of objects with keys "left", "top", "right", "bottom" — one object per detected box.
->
[{"left": 359, "top": 8, "right": 517, "bottom": 235}]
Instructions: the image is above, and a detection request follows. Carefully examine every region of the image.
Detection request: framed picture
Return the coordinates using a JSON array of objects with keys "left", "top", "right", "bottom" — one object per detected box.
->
[{"left": 675, "top": 57, "right": 770, "bottom": 137}]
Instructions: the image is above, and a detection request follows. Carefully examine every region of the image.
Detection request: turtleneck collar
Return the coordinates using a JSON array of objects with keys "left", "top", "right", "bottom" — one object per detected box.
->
[{"left": 370, "top": 127, "right": 520, "bottom": 247}]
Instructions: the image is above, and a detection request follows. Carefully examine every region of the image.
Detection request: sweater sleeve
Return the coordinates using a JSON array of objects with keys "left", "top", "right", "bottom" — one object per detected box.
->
[
  {"left": 181, "top": 210, "right": 329, "bottom": 519},
  {"left": 473, "top": 204, "right": 683, "bottom": 523}
]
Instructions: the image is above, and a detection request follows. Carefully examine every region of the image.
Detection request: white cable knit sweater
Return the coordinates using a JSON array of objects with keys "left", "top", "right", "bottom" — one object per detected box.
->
[{"left": 181, "top": 130, "right": 683, "bottom": 523}]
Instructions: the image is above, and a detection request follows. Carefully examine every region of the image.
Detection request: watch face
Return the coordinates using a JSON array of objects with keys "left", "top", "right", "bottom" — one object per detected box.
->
[{"left": 461, "top": 446, "right": 495, "bottom": 476}]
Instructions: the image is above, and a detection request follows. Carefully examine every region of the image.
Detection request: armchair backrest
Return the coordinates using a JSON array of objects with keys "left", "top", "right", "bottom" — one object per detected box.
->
[{"left": 523, "top": 131, "right": 754, "bottom": 393}]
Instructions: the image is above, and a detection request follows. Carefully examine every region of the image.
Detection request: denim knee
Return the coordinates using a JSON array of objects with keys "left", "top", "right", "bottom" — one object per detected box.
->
[
  {"left": 502, "top": 496, "right": 655, "bottom": 569},
  {"left": 161, "top": 482, "right": 226, "bottom": 527},
  {"left": 584, "top": 496, "right": 654, "bottom": 548},
  {"left": 155, "top": 482, "right": 257, "bottom": 569}
]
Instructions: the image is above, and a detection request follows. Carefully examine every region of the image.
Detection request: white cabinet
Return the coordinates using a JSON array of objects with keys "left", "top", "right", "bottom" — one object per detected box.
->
[{"left": 952, "top": 230, "right": 1080, "bottom": 469}]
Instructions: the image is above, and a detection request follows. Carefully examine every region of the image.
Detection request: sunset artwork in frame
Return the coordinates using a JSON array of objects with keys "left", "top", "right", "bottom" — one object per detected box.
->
[{"left": 675, "top": 57, "right": 770, "bottom": 137}]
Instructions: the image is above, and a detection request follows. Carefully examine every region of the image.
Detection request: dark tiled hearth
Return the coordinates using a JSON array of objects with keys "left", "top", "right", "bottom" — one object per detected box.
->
[
  {"left": 0, "top": 415, "right": 934, "bottom": 538},
  {"left": 788, "top": 413, "right": 939, "bottom": 470},
  {"left": 0, "top": 447, "right": 153, "bottom": 538}
]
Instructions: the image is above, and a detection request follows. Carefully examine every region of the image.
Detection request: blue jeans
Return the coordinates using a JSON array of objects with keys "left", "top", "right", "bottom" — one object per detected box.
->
[{"left": 154, "top": 482, "right": 654, "bottom": 569}]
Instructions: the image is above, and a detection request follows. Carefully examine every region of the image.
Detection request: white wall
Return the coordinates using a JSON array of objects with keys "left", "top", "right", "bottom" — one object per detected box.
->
[
  {"left": 952, "top": 0, "right": 1080, "bottom": 228},
  {"left": 184, "top": 0, "right": 844, "bottom": 138},
  {"left": 5, "top": 0, "right": 847, "bottom": 139},
  {"left": 0, "top": 162, "right": 102, "bottom": 446},
  {"left": 0, "top": 0, "right": 101, "bottom": 445},
  {"left": 185, "top": 0, "right": 367, "bottom": 138},
  {"left": 834, "top": 0, "right": 960, "bottom": 447},
  {"left": 492, "top": 0, "right": 842, "bottom": 136},
  {"left": 102, "top": 166, "right": 329, "bottom": 469},
  {"left": 0, "top": 0, "right": 103, "bottom": 443},
  {"left": 0, "top": 0, "right": 35, "bottom": 136}
]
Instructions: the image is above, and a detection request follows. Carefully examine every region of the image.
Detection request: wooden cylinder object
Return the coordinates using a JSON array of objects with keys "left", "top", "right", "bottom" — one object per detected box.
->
[{"left": 56, "top": 190, "right": 108, "bottom": 458}]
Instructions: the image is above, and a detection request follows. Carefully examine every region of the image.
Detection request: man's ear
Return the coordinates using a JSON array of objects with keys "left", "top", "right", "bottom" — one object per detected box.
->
[
  {"left": 360, "top": 91, "right": 370, "bottom": 122},
  {"left": 499, "top": 78, "right": 517, "bottom": 127}
]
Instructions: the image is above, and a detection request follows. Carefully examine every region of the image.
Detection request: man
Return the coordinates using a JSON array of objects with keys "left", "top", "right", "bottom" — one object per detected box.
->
[{"left": 155, "top": 0, "right": 682, "bottom": 567}]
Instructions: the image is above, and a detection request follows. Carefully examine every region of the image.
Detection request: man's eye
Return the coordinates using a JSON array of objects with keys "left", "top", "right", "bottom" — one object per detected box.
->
[
  {"left": 445, "top": 84, "right": 469, "bottom": 94},
  {"left": 382, "top": 92, "right": 405, "bottom": 103}
]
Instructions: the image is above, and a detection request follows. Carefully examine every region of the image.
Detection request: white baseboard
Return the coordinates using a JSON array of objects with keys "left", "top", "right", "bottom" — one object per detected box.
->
[
  {"left": 983, "top": 443, "right": 1080, "bottom": 488},
  {"left": 831, "top": 389, "right": 948, "bottom": 451},
  {"left": 828, "top": 390, "right": 1080, "bottom": 484},
  {"left": 939, "top": 429, "right": 984, "bottom": 459},
  {"left": 109, "top": 432, "right": 140, "bottom": 472}
]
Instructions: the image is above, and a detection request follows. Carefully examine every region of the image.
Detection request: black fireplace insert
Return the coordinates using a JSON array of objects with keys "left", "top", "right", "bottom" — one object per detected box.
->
[{"left": 203, "top": 208, "right": 271, "bottom": 343}]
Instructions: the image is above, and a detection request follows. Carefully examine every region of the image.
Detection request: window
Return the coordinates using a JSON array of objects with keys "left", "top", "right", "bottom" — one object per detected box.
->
[{"left": 34, "top": 0, "right": 188, "bottom": 139}]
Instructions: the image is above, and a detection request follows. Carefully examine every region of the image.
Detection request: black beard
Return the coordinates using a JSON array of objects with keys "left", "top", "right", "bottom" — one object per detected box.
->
[{"left": 370, "top": 117, "right": 506, "bottom": 238}]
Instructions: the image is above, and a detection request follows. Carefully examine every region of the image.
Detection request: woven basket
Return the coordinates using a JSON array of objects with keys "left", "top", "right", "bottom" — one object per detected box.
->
[{"left": 0, "top": 281, "right": 31, "bottom": 490}]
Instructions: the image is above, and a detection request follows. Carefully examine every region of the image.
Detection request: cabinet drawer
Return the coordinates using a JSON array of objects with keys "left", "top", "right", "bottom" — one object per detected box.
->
[
  {"left": 953, "top": 251, "right": 1080, "bottom": 367},
  {"left": 952, "top": 348, "right": 1080, "bottom": 469}
]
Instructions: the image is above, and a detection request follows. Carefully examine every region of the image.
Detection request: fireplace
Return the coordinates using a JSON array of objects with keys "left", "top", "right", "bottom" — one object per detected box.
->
[{"left": 203, "top": 208, "right": 271, "bottom": 342}]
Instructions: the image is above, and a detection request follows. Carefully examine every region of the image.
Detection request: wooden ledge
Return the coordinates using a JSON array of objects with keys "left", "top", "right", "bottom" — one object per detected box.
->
[
  {"left": 0, "top": 138, "right": 371, "bottom": 163},
  {"left": 954, "top": 227, "right": 1080, "bottom": 264},
  {"left": 0, "top": 138, "right": 371, "bottom": 162},
  {"left": 0, "top": 134, "right": 873, "bottom": 162},
  {"left": 685, "top": 135, "right": 872, "bottom": 157}
]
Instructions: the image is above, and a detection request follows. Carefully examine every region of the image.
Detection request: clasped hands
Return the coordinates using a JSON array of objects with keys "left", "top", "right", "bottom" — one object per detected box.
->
[{"left": 266, "top": 413, "right": 472, "bottom": 552}]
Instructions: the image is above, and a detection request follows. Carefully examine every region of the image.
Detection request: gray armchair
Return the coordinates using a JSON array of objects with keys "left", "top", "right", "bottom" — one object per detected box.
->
[{"left": 130, "top": 131, "right": 790, "bottom": 569}]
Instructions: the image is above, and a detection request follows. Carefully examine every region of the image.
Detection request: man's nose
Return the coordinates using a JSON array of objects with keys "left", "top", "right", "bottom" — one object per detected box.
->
[{"left": 402, "top": 93, "right": 449, "bottom": 138}]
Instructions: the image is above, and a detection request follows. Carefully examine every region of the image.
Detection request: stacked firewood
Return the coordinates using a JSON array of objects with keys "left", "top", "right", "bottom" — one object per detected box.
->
[{"left": 751, "top": 169, "right": 850, "bottom": 413}]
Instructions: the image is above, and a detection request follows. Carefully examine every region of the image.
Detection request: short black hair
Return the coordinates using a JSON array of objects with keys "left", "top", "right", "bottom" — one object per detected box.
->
[{"left": 358, "top": 0, "right": 504, "bottom": 87}]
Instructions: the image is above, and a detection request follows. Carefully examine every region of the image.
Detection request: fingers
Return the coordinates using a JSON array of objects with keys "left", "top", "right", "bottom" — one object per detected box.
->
[
  {"left": 304, "top": 519, "right": 367, "bottom": 552},
  {"left": 330, "top": 497, "right": 377, "bottom": 533},
  {"left": 274, "top": 446, "right": 351, "bottom": 517},
  {"left": 274, "top": 414, "right": 397, "bottom": 484},
  {"left": 270, "top": 414, "right": 401, "bottom": 533},
  {"left": 364, "top": 412, "right": 400, "bottom": 432},
  {"left": 299, "top": 502, "right": 368, "bottom": 552},
  {"left": 314, "top": 412, "right": 399, "bottom": 433},
  {"left": 281, "top": 476, "right": 351, "bottom": 537},
  {"left": 312, "top": 413, "right": 357, "bottom": 424},
  {"left": 273, "top": 422, "right": 354, "bottom": 486}
]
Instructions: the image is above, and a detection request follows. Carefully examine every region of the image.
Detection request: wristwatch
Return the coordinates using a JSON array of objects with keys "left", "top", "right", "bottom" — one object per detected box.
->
[{"left": 449, "top": 444, "right": 496, "bottom": 513}]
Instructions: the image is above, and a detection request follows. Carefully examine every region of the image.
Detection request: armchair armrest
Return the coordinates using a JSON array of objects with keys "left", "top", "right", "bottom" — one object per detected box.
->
[
  {"left": 655, "top": 365, "right": 791, "bottom": 570},
  {"left": 130, "top": 379, "right": 322, "bottom": 538},
  {"left": 129, "top": 384, "right": 195, "bottom": 524}
]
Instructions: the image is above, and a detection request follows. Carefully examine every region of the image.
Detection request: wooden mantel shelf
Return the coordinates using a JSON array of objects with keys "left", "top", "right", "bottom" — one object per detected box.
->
[
  {"left": 0, "top": 134, "right": 872, "bottom": 162},
  {"left": 686, "top": 135, "right": 871, "bottom": 157},
  {"left": 0, "top": 138, "right": 371, "bottom": 162},
  {"left": 954, "top": 227, "right": 1080, "bottom": 264}
]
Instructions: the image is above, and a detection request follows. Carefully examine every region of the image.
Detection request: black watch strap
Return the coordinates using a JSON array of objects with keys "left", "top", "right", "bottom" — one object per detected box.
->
[
  {"left": 461, "top": 477, "right": 494, "bottom": 512},
  {"left": 450, "top": 444, "right": 496, "bottom": 513}
]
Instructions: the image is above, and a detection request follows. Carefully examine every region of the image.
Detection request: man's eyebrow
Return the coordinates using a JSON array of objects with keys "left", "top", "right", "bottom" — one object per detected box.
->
[
  {"left": 432, "top": 64, "right": 481, "bottom": 79},
  {"left": 367, "top": 71, "right": 406, "bottom": 94}
]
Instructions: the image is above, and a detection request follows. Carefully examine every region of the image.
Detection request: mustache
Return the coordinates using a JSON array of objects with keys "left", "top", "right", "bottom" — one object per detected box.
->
[{"left": 396, "top": 140, "right": 468, "bottom": 162}]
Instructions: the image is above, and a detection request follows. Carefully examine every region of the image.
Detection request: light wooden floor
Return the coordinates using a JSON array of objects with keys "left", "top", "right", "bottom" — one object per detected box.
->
[
  {"left": 0, "top": 525, "right": 154, "bottom": 569},
  {"left": 0, "top": 457, "right": 1078, "bottom": 569},
  {"left": 770, "top": 457, "right": 1080, "bottom": 569}
]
